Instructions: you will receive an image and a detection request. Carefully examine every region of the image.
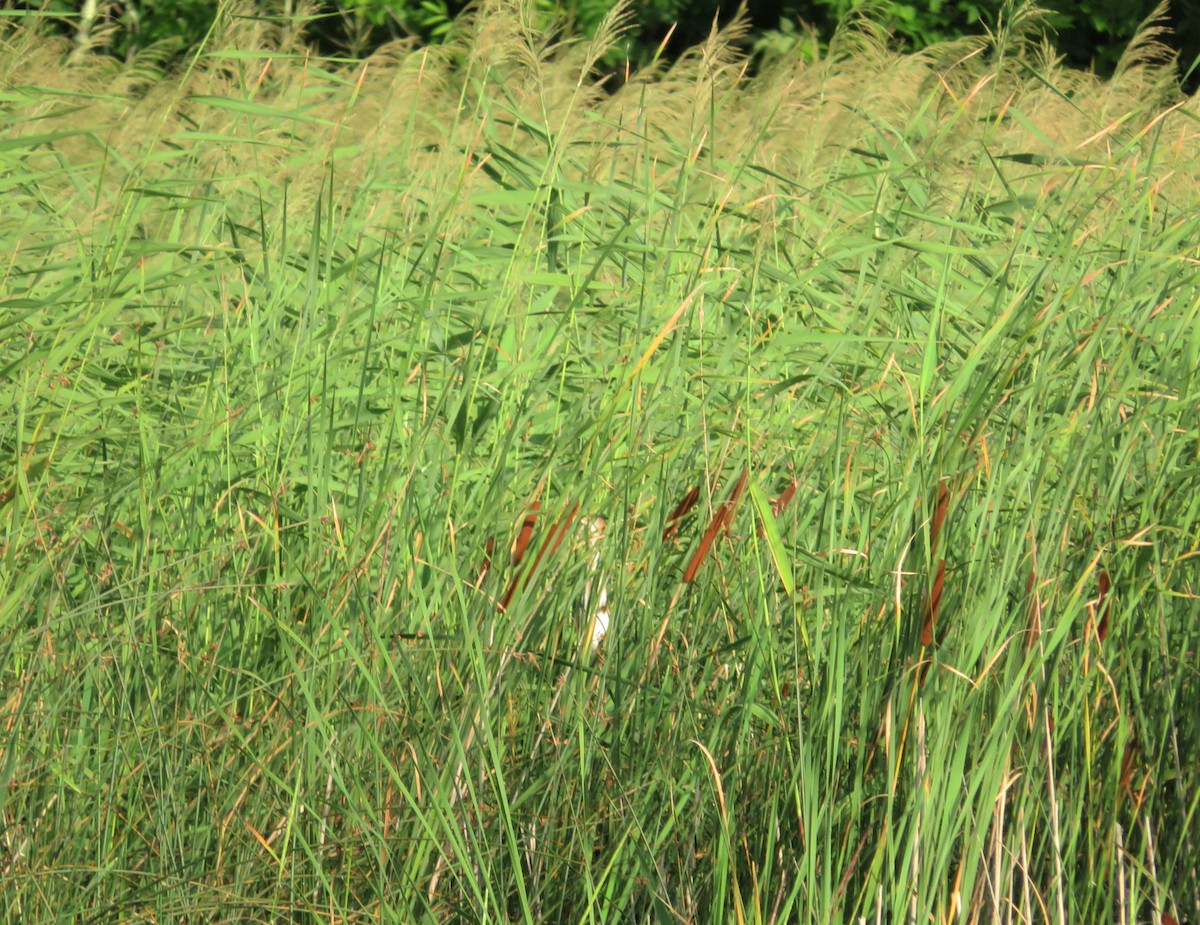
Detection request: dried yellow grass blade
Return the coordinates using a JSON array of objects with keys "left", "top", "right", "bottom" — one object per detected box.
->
[{"left": 626, "top": 285, "right": 703, "bottom": 382}]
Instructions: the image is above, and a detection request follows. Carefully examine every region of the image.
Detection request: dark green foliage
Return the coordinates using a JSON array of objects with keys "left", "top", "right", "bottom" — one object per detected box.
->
[
  {"left": 13, "top": 0, "right": 216, "bottom": 58},
  {"left": 746, "top": 0, "right": 1189, "bottom": 75},
  {"left": 8, "top": 0, "right": 1196, "bottom": 88},
  {"left": 115, "top": 0, "right": 218, "bottom": 56}
]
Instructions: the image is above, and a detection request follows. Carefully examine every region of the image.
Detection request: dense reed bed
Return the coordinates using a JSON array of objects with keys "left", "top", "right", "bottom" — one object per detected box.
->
[{"left": 2, "top": 1, "right": 1197, "bottom": 921}]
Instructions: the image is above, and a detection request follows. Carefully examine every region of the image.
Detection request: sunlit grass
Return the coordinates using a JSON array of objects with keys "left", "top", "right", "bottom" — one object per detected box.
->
[{"left": 1, "top": 1, "right": 1198, "bottom": 922}]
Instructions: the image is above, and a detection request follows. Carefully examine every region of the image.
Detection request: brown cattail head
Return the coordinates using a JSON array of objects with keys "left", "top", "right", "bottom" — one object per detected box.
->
[
  {"left": 684, "top": 469, "right": 748, "bottom": 583},
  {"left": 930, "top": 481, "right": 949, "bottom": 554},
  {"left": 1026, "top": 568, "right": 1042, "bottom": 649},
  {"left": 758, "top": 477, "right": 798, "bottom": 538},
  {"left": 500, "top": 501, "right": 581, "bottom": 612},
  {"left": 662, "top": 485, "right": 700, "bottom": 542},
  {"left": 773, "top": 478, "right": 798, "bottom": 517},
  {"left": 920, "top": 559, "right": 946, "bottom": 647},
  {"left": 512, "top": 501, "right": 540, "bottom": 569},
  {"left": 1097, "top": 568, "right": 1112, "bottom": 644},
  {"left": 1119, "top": 736, "right": 1138, "bottom": 795}
]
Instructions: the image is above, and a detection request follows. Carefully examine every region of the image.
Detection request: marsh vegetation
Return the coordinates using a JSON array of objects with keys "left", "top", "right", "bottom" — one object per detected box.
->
[{"left": 1, "top": 1, "right": 1198, "bottom": 921}]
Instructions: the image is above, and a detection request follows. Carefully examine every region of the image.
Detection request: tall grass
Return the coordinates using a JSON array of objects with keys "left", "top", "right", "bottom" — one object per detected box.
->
[{"left": 2, "top": 0, "right": 1198, "bottom": 921}]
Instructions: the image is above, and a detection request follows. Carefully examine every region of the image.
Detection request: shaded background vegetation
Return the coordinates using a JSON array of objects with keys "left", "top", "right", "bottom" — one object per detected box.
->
[{"left": 13, "top": 0, "right": 1200, "bottom": 89}]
